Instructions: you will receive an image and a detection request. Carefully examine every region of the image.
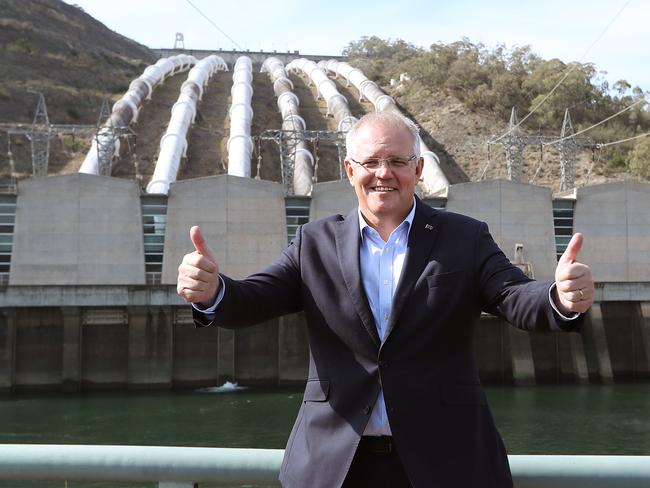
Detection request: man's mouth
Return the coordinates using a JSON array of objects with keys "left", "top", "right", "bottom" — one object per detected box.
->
[{"left": 371, "top": 186, "right": 396, "bottom": 192}]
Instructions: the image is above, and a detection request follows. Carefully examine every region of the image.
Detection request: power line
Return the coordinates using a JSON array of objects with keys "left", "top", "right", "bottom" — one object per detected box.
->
[
  {"left": 491, "top": 0, "right": 632, "bottom": 144},
  {"left": 544, "top": 98, "right": 648, "bottom": 145},
  {"left": 184, "top": 0, "right": 245, "bottom": 51},
  {"left": 598, "top": 131, "right": 650, "bottom": 148}
]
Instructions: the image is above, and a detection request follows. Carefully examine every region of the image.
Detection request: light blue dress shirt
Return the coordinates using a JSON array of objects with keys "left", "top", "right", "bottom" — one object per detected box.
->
[{"left": 358, "top": 200, "right": 417, "bottom": 436}]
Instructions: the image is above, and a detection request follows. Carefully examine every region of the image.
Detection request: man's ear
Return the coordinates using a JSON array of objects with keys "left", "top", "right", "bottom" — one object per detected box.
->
[
  {"left": 415, "top": 157, "right": 424, "bottom": 179},
  {"left": 344, "top": 159, "right": 354, "bottom": 185}
]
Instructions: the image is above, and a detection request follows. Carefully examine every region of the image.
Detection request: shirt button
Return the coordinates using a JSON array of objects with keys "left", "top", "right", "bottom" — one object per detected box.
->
[{"left": 363, "top": 405, "right": 371, "bottom": 415}]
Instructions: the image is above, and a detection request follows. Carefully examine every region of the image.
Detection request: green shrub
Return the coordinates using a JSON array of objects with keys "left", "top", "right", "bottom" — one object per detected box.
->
[
  {"left": 606, "top": 151, "right": 628, "bottom": 170},
  {"left": 7, "top": 38, "right": 35, "bottom": 54},
  {"left": 66, "top": 107, "right": 81, "bottom": 120},
  {"left": 628, "top": 137, "right": 650, "bottom": 179}
]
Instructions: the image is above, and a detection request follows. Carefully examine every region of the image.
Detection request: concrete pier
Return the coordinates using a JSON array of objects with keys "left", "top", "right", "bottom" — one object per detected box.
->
[
  {"left": 640, "top": 303, "right": 650, "bottom": 378},
  {"left": 584, "top": 304, "right": 614, "bottom": 383},
  {"left": 61, "top": 307, "right": 82, "bottom": 391},
  {"left": 574, "top": 182, "right": 650, "bottom": 282},
  {"left": 0, "top": 310, "right": 16, "bottom": 393},
  {"left": 127, "top": 306, "right": 173, "bottom": 389},
  {"left": 508, "top": 328, "right": 536, "bottom": 386},
  {"left": 10, "top": 174, "right": 145, "bottom": 286},
  {"left": 162, "top": 175, "right": 288, "bottom": 385}
]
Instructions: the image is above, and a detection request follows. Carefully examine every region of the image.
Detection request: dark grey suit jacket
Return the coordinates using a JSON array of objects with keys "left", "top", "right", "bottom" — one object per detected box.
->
[{"left": 193, "top": 197, "right": 581, "bottom": 488}]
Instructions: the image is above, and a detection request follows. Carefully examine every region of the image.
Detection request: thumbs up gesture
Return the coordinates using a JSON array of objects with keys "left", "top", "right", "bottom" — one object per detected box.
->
[
  {"left": 177, "top": 226, "right": 220, "bottom": 307},
  {"left": 553, "top": 233, "right": 594, "bottom": 315}
]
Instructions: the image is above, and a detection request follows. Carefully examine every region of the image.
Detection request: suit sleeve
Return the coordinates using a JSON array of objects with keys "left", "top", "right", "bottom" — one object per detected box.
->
[
  {"left": 192, "top": 226, "right": 303, "bottom": 328},
  {"left": 475, "top": 221, "right": 582, "bottom": 332}
]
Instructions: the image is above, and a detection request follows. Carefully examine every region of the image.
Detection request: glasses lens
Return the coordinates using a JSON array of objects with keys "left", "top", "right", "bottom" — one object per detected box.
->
[{"left": 358, "top": 158, "right": 412, "bottom": 170}]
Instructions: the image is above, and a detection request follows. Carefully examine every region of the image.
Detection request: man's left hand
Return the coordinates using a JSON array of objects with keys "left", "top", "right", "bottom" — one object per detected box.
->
[{"left": 553, "top": 233, "right": 594, "bottom": 315}]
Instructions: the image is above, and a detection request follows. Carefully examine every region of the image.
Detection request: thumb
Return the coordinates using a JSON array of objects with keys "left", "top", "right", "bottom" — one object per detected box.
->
[
  {"left": 559, "top": 233, "right": 583, "bottom": 265},
  {"left": 190, "top": 225, "right": 216, "bottom": 262}
]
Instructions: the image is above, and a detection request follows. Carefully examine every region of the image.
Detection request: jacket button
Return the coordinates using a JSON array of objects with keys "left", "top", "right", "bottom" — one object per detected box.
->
[
  {"left": 362, "top": 405, "right": 371, "bottom": 415},
  {"left": 379, "top": 360, "right": 387, "bottom": 368}
]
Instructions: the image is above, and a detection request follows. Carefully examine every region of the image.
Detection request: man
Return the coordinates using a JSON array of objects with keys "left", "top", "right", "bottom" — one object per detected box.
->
[{"left": 177, "top": 112, "right": 594, "bottom": 487}]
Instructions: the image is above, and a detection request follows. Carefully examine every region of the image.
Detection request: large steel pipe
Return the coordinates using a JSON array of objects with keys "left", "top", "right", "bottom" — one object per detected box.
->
[
  {"left": 79, "top": 55, "right": 198, "bottom": 175},
  {"left": 322, "top": 60, "right": 449, "bottom": 196},
  {"left": 147, "top": 55, "right": 227, "bottom": 194},
  {"left": 227, "top": 56, "right": 254, "bottom": 178},
  {"left": 261, "top": 57, "right": 314, "bottom": 195},
  {"left": 286, "top": 58, "right": 358, "bottom": 133}
]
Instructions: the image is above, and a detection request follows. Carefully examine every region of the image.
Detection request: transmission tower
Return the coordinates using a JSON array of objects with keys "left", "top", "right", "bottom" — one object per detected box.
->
[
  {"left": 97, "top": 98, "right": 111, "bottom": 127},
  {"left": 502, "top": 107, "right": 525, "bottom": 182},
  {"left": 26, "top": 93, "right": 55, "bottom": 176},
  {"left": 174, "top": 33, "right": 185, "bottom": 50},
  {"left": 558, "top": 109, "right": 578, "bottom": 192},
  {"left": 95, "top": 123, "right": 117, "bottom": 177},
  {"left": 0, "top": 95, "right": 110, "bottom": 184},
  {"left": 487, "top": 107, "right": 596, "bottom": 190},
  {"left": 258, "top": 129, "right": 346, "bottom": 196}
]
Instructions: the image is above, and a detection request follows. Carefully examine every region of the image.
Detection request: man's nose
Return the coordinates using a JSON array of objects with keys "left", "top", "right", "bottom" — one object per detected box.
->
[{"left": 374, "top": 161, "right": 393, "bottom": 177}]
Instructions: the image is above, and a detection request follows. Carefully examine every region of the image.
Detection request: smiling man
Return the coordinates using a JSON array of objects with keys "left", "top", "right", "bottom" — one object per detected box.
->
[{"left": 177, "top": 111, "right": 594, "bottom": 487}]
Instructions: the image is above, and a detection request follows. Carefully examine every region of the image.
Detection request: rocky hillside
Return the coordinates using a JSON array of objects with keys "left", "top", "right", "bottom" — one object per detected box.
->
[
  {"left": 389, "top": 83, "right": 615, "bottom": 190},
  {"left": 0, "top": 0, "right": 156, "bottom": 124},
  {"left": 1, "top": 0, "right": 644, "bottom": 191}
]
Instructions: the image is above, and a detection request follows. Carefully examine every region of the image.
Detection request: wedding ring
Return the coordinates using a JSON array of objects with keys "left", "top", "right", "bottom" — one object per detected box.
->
[{"left": 578, "top": 289, "right": 584, "bottom": 300}]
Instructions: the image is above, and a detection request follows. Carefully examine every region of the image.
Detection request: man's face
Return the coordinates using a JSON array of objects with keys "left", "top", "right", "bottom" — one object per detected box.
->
[{"left": 344, "top": 123, "right": 423, "bottom": 226}]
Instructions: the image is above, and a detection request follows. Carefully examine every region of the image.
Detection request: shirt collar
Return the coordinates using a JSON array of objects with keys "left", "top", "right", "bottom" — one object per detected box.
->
[{"left": 357, "top": 197, "right": 417, "bottom": 241}]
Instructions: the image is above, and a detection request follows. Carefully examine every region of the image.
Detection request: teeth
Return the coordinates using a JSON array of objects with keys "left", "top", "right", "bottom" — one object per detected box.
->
[{"left": 374, "top": 187, "right": 395, "bottom": 191}]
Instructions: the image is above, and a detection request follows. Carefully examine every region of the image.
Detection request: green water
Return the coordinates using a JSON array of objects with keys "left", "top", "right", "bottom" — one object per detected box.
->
[{"left": 1, "top": 384, "right": 649, "bottom": 487}]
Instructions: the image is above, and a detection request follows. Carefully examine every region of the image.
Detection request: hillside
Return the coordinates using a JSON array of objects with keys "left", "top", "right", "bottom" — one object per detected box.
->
[
  {"left": 389, "top": 83, "right": 617, "bottom": 190},
  {"left": 0, "top": 0, "right": 156, "bottom": 124},
  {"left": 1, "top": 1, "right": 647, "bottom": 191},
  {"left": 344, "top": 37, "right": 650, "bottom": 188}
]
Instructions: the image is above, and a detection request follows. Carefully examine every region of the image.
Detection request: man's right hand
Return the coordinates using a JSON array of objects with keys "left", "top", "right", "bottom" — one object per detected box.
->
[{"left": 177, "top": 225, "right": 220, "bottom": 308}]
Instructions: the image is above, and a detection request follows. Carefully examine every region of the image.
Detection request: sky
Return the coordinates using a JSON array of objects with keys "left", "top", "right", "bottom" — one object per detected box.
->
[{"left": 65, "top": 0, "right": 649, "bottom": 94}]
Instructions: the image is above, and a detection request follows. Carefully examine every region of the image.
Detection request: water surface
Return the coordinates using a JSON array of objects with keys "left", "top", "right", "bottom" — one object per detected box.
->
[{"left": 1, "top": 384, "right": 649, "bottom": 487}]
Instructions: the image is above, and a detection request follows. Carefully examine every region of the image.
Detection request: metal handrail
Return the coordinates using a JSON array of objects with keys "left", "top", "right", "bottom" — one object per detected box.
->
[{"left": 1, "top": 445, "right": 650, "bottom": 487}]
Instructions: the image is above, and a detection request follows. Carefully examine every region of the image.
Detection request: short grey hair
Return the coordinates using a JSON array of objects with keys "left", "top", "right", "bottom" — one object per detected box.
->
[{"left": 345, "top": 111, "right": 421, "bottom": 160}]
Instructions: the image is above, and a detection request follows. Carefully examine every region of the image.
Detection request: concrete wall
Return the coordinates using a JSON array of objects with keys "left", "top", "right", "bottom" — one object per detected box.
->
[
  {"left": 0, "top": 298, "right": 647, "bottom": 391},
  {"left": 172, "top": 322, "right": 219, "bottom": 387},
  {"left": 446, "top": 180, "right": 577, "bottom": 385},
  {"left": 10, "top": 174, "right": 145, "bottom": 285},
  {"left": 162, "top": 175, "right": 287, "bottom": 282},
  {"left": 310, "top": 179, "right": 357, "bottom": 221},
  {"left": 1, "top": 173, "right": 649, "bottom": 392},
  {"left": 446, "top": 179, "right": 558, "bottom": 280},
  {"left": 14, "top": 308, "right": 63, "bottom": 389},
  {"left": 161, "top": 175, "right": 291, "bottom": 385},
  {"left": 574, "top": 182, "right": 650, "bottom": 282}
]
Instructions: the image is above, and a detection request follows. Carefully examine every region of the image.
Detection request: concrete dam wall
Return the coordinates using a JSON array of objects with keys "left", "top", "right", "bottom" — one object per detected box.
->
[{"left": 0, "top": 175, "right": 649, "bottom": 391}]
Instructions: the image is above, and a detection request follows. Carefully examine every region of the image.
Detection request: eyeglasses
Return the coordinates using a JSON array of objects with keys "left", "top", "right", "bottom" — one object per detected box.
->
[{"left": 350, "top": 155, "right": 419, "bottom": 172}]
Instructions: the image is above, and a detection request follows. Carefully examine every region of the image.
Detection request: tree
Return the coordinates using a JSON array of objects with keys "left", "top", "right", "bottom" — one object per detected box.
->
[{"left": 628, "top": 136, "right": 650, "bottom": 179}]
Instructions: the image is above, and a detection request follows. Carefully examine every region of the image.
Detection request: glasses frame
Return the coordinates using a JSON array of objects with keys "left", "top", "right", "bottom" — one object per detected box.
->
[{"left": 349, "top": 155, "right": 419, "bottom": 172}]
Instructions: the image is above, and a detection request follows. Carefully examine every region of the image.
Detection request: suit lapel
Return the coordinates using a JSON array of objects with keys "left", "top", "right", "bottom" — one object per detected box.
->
[
  {"left": 335, "top": 209, "right": 381, "bottom": 348},
  {"left": 384, "top": 198, "right": 439, "bottom": 342}
]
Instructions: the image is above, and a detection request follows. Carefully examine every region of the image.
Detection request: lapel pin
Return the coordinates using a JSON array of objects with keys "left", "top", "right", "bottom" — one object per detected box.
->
[{"left": 424, "top": 224, "right": 433, "bottom": 231}]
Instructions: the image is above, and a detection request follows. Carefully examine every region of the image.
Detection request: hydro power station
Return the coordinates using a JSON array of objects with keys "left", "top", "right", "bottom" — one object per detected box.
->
[{"left": 0, "top": 50, "right": 649, "bottom": 392}]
